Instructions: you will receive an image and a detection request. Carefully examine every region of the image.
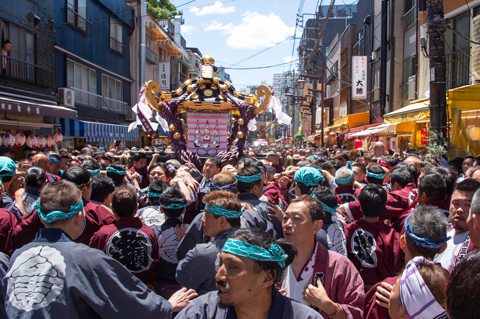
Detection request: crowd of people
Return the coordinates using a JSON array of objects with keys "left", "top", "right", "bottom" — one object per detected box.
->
[{"left": 0, "top": 140, "right": 479, "bottom": 318}]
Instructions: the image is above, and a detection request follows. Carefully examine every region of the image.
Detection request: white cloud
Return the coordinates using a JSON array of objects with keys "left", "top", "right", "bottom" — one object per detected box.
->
[
  {"left": 226, "top": 12, "right": 295, "bottom": 50},
  {"left": 282, "top": 56, "right": 295, "bottom": 63},
  {"left": 182, "top": 25, "right": 196, "bottom": 34},
  {"left": 189, "top": 1, "right": 236, "bottom": 16},
  {"left": 204, "top": 21, "right": 233, "bottom": 35}
]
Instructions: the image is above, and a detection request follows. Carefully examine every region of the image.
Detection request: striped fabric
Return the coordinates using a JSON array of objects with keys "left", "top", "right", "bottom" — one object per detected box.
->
[{"left": 60, "top": 118, "right": 139, "bottom": 142}]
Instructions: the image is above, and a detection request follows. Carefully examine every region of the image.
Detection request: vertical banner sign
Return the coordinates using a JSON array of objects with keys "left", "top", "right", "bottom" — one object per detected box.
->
[
  {"left": 158, "top": 62, "right": 170, "bottom": 91},
  {"left": 352, "top": 56, "right": 367, "bottom": 100}
]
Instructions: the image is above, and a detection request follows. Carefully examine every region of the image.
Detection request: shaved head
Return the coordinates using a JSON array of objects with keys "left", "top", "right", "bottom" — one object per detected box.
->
[
  {"left": 31, "top": 154, "right": 49, "bottom": 171},
  {"left": 405, "top": 156, "right": 421, "bottom": 173},
  {"left": 335, "top": 167, "right": 354, "bottom": 186}
]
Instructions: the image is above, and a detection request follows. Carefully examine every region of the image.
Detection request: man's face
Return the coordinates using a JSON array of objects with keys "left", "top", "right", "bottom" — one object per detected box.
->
[
  {"left": 18, "top": 162, "right": 31, "bottom": 172},
  {"left": 203, "top": 160, "right": 221, "bottom": 179},
  {"left": 450, "top": 190, "right": 475, "bottom": 233},
  {"left": 463, "top": 158, "right": 474, "bottom": 174},
  {"left": 349, "top": 155, "right": 358, "bottom": 162},
  {"left": 48, "top": 163, "right": 61, "bottom": 175},
  {"left": 149, "top": 167, "right": 167, "bottom": 183},
  {"left": 283, "top": 201, "right": 321, "bottom": 246},
  {"left": 33, "top": 157, "right": 48, "bottom": 171},
  {"left": 61, "top": 158, "right": 69, "bottom": 171},
  {"left": 215, "top": 251, "right": 268, "bottom": 308},
  {"left": 134, "top": 158, "right": 147, "bottom": 170},
  {"left": 201, "top": 210, "right": 222, "bottom": 237},
  {"left": 266, "top": 171, "right": 274, "bottom": 183},
  {"left": 353, "top": 166, "right": 365, "bottom": 183}
]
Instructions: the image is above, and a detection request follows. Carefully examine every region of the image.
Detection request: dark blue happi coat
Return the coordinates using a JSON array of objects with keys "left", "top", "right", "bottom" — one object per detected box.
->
[
  {"left": 176, "top": 289, "right": 324, "bottom": 319},
  {"left": 1, "top": 228, "right": 172, "bottom": 319}
]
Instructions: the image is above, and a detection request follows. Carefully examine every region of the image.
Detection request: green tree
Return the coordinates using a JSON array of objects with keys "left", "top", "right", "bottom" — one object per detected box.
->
[{"left": 147, "top": 0, "right": 182, "bottom": 20}]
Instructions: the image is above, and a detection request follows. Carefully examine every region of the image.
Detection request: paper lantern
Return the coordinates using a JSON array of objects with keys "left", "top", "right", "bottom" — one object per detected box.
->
[
  {"left": 389, "top": 138, "right": 397, "bottom": 151},
  {"left": 14, "top": 133, "right": 26, "bottom": 147},
  {"left": 46, "top": 135, "right": 55, "bottom": 148},
  {"left": 354, "top": 139, "right": 362, "bottom": 149},
  {"left": 54, "top": 131, "right": 63, "bottom": 144},
  {"left": 26, "top": 135, "right": 37, "bottom": 148},
  {"left": 37, "top": 135, "right": 46, "bottom": 149},
  {"left": 416, "top": 129, "right": 429, "bottom": 148},
  {"left": 3, "top": 134, "right": 15, "bottom": 148}
]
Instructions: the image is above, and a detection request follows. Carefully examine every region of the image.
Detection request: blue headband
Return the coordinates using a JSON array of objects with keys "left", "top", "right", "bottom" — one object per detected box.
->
[
  {"left": 35, "top": 199, "right": 84, "bottom": 223},
  {"left": 88, "top": 169, "right": 101, "bottom": 177},
  {"left": 159, "top": 202, "right": 187, "bottom": 209},
  {"left": 205, "top": 203, "right": 243, "bottom": 218},
  {"left": 335, "top": 169, "right": 354, "bottom": 185},
  {"left": 294, "top": 167, "right": 324, "bottom": 186},
  {"left": 258, "top": 166, "right": 266, "bottom": 172},
  {"left": 106, "top": 166, "right": 126, "bottom": 175},
  {"left": 48, "top": 156, "right": 62, "bottom": 166},
  {"left": 206, "top": 179, "right": 238, "bottom": 192},
  {"left": 308, "top": 155, "right": 320, "bottom": 160},
  {"left": 367, "top": 170, "right": 386, "bottom": 180},
  {"left": 222, "top": 238, "right": 288, "bottom": 268},
  {"left": 346, "top": 161, "right": 352, "bottom": 169},
  {"left": 148, "top": 191, "right": 162, "bottom": 198},
  {"left": 311, "top": 193, "right": 339, "bottom": 215},
  {"left": 404, "top": 215, "right": 451, "bottom": 249},
  {"left": 236, "top": 173, "right": 262, "bottom": 183}
]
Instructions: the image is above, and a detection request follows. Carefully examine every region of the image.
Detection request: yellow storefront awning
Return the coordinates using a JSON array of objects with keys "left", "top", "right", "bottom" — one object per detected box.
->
[
  {"left": 448, "top": 84, "right": 480, "bottom": 156},
  {"left": 327, "top": 112, "right": 370, "bottom": 131},
  {"left": 383, "top": 99, "right": 430, "bottom": 124}
]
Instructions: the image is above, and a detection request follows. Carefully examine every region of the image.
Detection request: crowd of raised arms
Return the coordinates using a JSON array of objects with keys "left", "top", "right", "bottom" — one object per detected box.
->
[{"left": 0, "top": 141, "right": 479, "bottom": 319}]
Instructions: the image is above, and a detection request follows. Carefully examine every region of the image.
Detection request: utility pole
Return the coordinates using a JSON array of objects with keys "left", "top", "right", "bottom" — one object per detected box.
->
[
  {"left": 427, "top": 0, "right": 447, "bottom": 140},
  {"left": 379, "top": 0, "right": 388, "bottom": 116}
]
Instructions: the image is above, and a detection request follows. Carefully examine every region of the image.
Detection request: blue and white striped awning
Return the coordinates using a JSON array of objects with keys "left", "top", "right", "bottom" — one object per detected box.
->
[{"left": 59, "top": 118, "right": 139, "bottom": 142}]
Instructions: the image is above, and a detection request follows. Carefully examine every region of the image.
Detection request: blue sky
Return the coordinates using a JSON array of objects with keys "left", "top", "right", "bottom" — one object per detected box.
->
[{"left": 174, "top": 0, "right": 356, "bottom": 88}]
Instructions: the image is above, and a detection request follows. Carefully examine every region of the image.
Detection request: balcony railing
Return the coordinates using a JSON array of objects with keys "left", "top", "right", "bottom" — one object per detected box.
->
[
  {"left": 157, "top": 19, "right": 174, "bottom": 36},
  {"left": 110, "top": 37, "right": 125, "bottom": 56},
  {"left": 0, "top": 54, "right": 54, "bottom": 88},
  {"left": 181, "top": 35, "right": 187, "bottom": 50},
  {"left": 71, "top": 87, "right": 127, "bottom": 113},
  {"left": 145, "top": 46, "right": 158, "bottom": 64},
  {"left": 446, "top": 48, "right": 471, "bottom": 89},
  {"left": 66, "top": 4, "right": 90, "bottom": 34},
  {"left": 403, "top": 6, "right": 417, "bottom": 30}
]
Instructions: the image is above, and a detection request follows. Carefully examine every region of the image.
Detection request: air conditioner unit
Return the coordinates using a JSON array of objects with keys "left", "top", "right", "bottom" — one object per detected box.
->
[
  {"left": 372, "top": 51, "right": 378, "bottom": 61},
  {"left": 471, "top": 15, "right": 480, "bottom": 79},
  {"left": 408, "top": 75, "right": 416, "bottom": 100},
  {"left": 58, "top": 88, "right": 75, "bottom": 107}
]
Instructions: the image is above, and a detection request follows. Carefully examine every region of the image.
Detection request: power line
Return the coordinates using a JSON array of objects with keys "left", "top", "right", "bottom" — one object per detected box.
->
[
  {"left": 223, "top": 59, "right": 301, "bottom": 70},
  {"left": 289, "top": 0, "right": 307, "bottom": 71},
  {"left": 226, "top": 37, "right": 293, "bottom": 68}
]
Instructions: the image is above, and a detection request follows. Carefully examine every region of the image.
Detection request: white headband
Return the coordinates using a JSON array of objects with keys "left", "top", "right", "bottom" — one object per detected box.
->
[{"left": 400, "top": 256, "right": 448, "bottom": 319}]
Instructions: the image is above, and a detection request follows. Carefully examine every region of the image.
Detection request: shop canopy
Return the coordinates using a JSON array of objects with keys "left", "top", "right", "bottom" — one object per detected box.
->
[
  {"left": 383, "top": 99, "right": 430, "bottom": 124},
  {"left": 60, "top": 118, "right": 139, "bottom": 143},
  {"left": 350, "top": 123, "right": 398, "bottom": 137},
  {"left": 327, "top": 112, "right": 370, "bottom": 131}
]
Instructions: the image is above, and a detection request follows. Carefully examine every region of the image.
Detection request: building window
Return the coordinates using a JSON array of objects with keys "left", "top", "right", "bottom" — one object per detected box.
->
[
  {"left": 102, "top": 74, "right": 122, "bottom": 102},
  {"left": 67, "top": 59, "right": 97, "bottom": 105},
  {"left": 67, "top": 0, "right": 88, "bottom": 33},
  {"left": 403, "top": 55, "right": 417, "bottom": 98},
  {"left": 447, "top": 13, "right": 470, "bottom": 89},
  {"left": 109, "top": 18, "right": 123, "bottom": 55}
]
